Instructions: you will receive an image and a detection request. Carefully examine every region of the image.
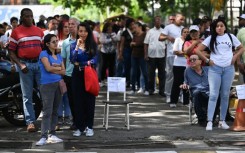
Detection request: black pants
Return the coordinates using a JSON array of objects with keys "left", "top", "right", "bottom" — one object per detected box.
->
[
  {"left": 192, "top": 91, "right": 209, "bottom": 121},
  {"left": 63, "top": 75, "right": 75, "bottom": 123},
  {"left": 72, "top": 67, "right": 96, "bottom": 131},
  {"left": 101, "top": 52, "right": 116, "bottom": 81},
  {"left": 147, "top": 57, "right": 165, "bottom": 95},
  {"left": 170, "top": 66, "right": 189, "bottom": 104}
]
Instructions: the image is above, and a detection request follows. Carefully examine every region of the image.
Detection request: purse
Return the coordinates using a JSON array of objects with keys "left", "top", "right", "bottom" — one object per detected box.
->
[
  {"left": 59, "top": 79, "right": 67, "bottom": 95},
  {"left": 84, "top": 65, "right": 100, "bottom": 96}
]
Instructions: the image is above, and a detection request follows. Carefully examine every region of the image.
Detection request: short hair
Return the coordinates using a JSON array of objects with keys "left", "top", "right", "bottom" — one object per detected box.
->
[
  {"left": 10, "top": 17, "right": 18, "bottom": 24},
  {"left": 69, "top": 17, "right": 80, "bottom": 26},
  {"left": 20, "top": 8, "right": 32, "bottom": 17}
]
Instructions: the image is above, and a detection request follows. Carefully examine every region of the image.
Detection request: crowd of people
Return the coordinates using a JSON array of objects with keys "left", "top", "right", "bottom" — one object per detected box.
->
[{"left": 0, "top": 7, "right": 245, "bottom": 146}]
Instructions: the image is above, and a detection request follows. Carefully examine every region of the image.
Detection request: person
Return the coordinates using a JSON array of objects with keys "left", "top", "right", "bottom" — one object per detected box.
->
[
  {"left": 5, "top": 17, "right": 18, "bottom": 39},
  {"left": 43, "top": 17, "right": 58, "bottom": 36},
  {"left": 61, "top": 17, "right": 80, "bottom": 130},
  {"left": 168, "top": 15, "right": 175, "bottom": 24},
  {"left": 70, "top": 22, "right": 97, "bottom": 137},
  {"left": 181, "top": 54, "right": 209, "bottom": 127},
  {"left": 159, "top": 13, "right": 185, "bottom": 102},
  {"left": 169, "top": 27, "right": 189, "bottom": 108},
  {"left": 99, "top": 22, "right": 117, "bottom": 86},
  {"left": 57, "top": 19, "right": 70, "bottom": 127},
  {"left": 195, "top": 18, "right": 244, "bottom": 131},
  {"left": 8, "top": 8, "right": 44, "bottom": 132},
  {"left": 236, "top": 14, "right": 245, "bottom": 82},
  {"left": 36, "top": 34, "right": 65, "bottom": 146},
  {"left": 118, "top": 18, "right": 135, "bottom": 87},
  {"left": 183, "top": 25, "right": 207, "bottom": 65},
  {"left": 129, "top": 22, "right": 148, "bottom": 95},
  {"left": 144, "top": 16, "right": 166, "bottom": 96}
]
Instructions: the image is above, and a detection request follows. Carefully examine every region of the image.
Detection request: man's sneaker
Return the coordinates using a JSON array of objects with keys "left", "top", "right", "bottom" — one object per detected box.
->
[
  {"left": 36, "top": 138, "right": 47, "bottom": 146},
  {"left": 144, "top": 91, "right": 149, "bottom": 96},
  {"left": 27, "top": 123, "right": 36, "bottom": 132},
  {"left": 218, "top": 121, "right": 230, "bottom": 129},
  {"left": 166, "top": 96, "right": 170, "bottom": 103},
  {"left": 206, "top": 121, "right": 213, "bottom": 131},
  {"left": 86, "top": 128, "right": 94, "bottom": 137},
  {"left": 169, "top": 104, "right": 176, "bottom": 108},
  {"left": 47, "top": 135, "right": 63, "bottom": 143},
  {"left": 137, "top": 88, "right": 144, "bottom": 94},
  {"left": 73, "top": 129, "right": 82, "bottom": 137},
  {"left": 128, "top": 90, "right": 135, "bottom": 95}
]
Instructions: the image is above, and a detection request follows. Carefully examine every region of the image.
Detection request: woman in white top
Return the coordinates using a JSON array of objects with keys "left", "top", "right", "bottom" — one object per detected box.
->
[
  {"left": 196, "top": 18, "right": 244, "bottom": 131},
  {"left": 169, "top": 27, "right": 189, "bottom": 108}
]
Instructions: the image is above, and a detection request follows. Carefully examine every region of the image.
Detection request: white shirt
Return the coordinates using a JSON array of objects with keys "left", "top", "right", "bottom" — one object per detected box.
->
[
  {"left": 43, "top": 30, "right": 58, "bottom": 36},
  {"left": 172, "top": 37, "right": 187, "bottom": 66},
  {"left": 162, "top": 24, "right": 183, "bottom": 57},
  {"left": 144, "top": 27, "right": 166, "bottom": 58},
  {"left": 202, "top": 33, "right": 241, "bottom": 67}
]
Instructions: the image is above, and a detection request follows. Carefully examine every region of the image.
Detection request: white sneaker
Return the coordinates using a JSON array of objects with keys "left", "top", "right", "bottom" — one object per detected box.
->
[
  {"left": 128, "top": 90, "right": 135, "bottom": 95},
  {"left": 218, "top": 121, "right": 230, "bottom": 130},
  {"left": 86, "top": 128, "right": 94, "bottom": 137},
  {"left": 169, "top": 104, "right": 176, "bottom": 108},
  {"left": 83, "top": 127, "right": 88, "bottom": 133},
  {"left": 73, "top": 129, "right": 82, "bottom": 137},
  {"left": 47, "top": 135, "right": 63, "bottom": 143},
  {"left": 144, "top": 91, "right": 149, "bottom": 96},
  {"left": 206, "top": 121, "right": 213, "bottom": 131},
  {"left": 166, "top": 96, "right": 170, "bottom": 103},
  {"left": 36, "top": 138, "right": 47, "bottom": 146},
  {"left": 137, "top": 88, "right": 144, "bottom": 94}
]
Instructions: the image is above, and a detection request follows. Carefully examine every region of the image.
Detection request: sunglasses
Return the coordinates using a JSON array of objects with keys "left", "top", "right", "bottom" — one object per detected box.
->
[{"left": 189, "top": 58, "right": 199, "bottom": 62}]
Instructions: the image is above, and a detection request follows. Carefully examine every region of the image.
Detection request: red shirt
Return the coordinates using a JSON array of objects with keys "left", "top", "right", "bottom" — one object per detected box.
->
[
  {"left": 184, "top": 40, "right": 204, "bottom": 65},
  {"left": 9, "top": 25, "right": 44, "bottom": 59}
]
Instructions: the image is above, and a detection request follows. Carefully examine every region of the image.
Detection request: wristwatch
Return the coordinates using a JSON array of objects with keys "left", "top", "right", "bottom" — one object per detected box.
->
[{"left": 205, "top": 59, "right": 210, "bottom": 64}]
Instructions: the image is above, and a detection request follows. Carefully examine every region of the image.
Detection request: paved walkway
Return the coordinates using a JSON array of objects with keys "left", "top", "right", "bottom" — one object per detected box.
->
[{"left": 0, "top": 86, "right": 244, "bottom": 152}]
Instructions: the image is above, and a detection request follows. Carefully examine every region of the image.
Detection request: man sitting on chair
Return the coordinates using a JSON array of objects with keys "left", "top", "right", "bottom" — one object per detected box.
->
[
  {"left": 181, "top": 54, "right": 234, "bottom": 127},
  {"left": 181, "top": 54, "right": 209, "bottom": 127}
]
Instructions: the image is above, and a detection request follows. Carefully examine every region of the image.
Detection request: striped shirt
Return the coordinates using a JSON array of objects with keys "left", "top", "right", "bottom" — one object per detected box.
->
[{"left": 9, "top": 25, "right": 44, "bottom": 59}]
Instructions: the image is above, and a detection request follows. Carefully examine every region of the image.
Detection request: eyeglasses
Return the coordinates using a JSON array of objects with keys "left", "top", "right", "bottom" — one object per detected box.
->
[
  {"left": 50, "top": 40, "right": 58, "bottom": 44},
  {"left": 189, "top": 58, "right": 199, "bottom": 62}
]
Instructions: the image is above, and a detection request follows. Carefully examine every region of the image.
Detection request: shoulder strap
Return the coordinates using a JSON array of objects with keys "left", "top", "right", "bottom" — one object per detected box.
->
[{"left": 227, "top": 33, "right": 235, "bottom": 51}]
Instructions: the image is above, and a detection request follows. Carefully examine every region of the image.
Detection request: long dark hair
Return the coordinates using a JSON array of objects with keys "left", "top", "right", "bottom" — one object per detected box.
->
[
  {"left": 77, "top": 22, "right": 97, "bottom": 57},
  {"left": 209, "top": 19, "right": 227, "bottom": 53},
  {"left": 44, "top": 34, "right": 58, "bottom": 55}
]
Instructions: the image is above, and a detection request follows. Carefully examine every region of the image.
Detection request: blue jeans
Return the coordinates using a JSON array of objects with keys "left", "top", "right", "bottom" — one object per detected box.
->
[
  {"left": 207, "top": 64, "right": 235, "bottom": 121},
  {"left": 131, "top": 57, "right": 148, "bottom": 91},
  {"left": 17, "top": 61, "right": 40, "bottom": 125},
  {"left": 58, "top": 92, "right": 71, "bottom": 117}
]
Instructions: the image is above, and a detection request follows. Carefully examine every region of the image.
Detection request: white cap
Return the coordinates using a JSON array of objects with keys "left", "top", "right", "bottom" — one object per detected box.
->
[
  {"left": 189, "top": 25, "right": 199, "bottom": 32},
  {"left": 237, "top": 14, "right": 245, "bottom": 19}
]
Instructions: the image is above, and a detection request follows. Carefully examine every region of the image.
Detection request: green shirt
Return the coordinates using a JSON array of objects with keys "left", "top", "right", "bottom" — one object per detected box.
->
[{"left": 237, "top": 28, "right": 245, "bottom": 63}]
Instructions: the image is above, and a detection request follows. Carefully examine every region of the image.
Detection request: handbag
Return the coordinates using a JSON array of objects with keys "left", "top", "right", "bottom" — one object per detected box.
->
[
  {"left": 59, "top": 79, "right": 67, "bottom": 95},
  {"left": 84, "top": 65, "right": 100, "bottom": 96}
]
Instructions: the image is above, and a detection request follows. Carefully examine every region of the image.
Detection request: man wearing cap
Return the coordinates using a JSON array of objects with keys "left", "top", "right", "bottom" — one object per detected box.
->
[
  {"left": 159, "top": 13, "right": 185, "bottom": 103},
  {"left": 237, "top": 14, "right": 245, "bottom": 82}
]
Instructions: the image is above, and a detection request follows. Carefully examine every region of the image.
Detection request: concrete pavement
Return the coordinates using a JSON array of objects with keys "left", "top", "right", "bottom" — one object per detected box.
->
[{"left": 0, "top": 86, "right": 244, "bottom": 152}]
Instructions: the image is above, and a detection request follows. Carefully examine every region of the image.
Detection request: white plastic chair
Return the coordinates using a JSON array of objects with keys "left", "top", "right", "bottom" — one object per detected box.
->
[{"left": 102, "top": 77, "right": 133, "bottom": 130}]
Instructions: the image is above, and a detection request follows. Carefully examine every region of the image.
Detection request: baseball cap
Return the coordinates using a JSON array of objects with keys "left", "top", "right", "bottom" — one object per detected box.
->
[
  {"left": 237, "top": 14, "right": 245, "bottom": 19},
  {"left": 189, "top": 25, "right": 199, "bottom": 32}
]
